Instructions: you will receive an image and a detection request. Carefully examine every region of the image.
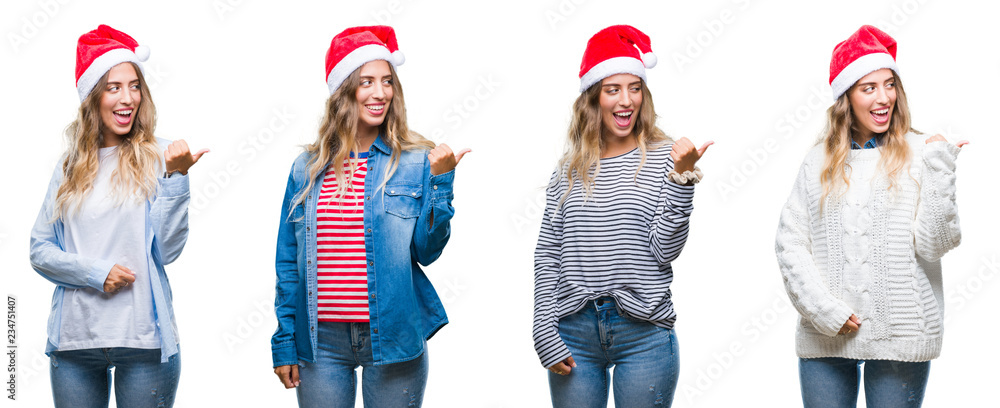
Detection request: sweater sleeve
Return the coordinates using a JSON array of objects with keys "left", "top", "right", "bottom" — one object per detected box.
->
[
  {"left": 532, "top": 170, "right": 571, "bottom": 369},
  {"left": 648, "top": 148, "right": 694, "bottom": 265},
  {"left": 775, "top": 163, "right": 854, "bottom": 337},
  {"left": 150, "top": 174, "right": 190, "bottom": 265},
  {"left": 914, "top": 141, "right": 961, "bottom": 262},
  {"left": 29, "top": 164, "right": 114, "bottom": 291}
]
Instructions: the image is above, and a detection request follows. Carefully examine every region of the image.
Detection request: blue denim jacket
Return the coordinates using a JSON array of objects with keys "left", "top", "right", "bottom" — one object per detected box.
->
[
  {"left": 271, "top": 136, "right": 454, "bottom": 367},
  {"left": 29, "top": 138, "right": 188, "bottom": 363}
]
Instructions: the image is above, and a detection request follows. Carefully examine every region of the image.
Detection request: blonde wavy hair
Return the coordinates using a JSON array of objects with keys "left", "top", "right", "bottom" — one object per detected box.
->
[
  {"left": 53, "top": 62, "right": 160, "bottom": 220},
  {"left": 295, "top": 63, "right": 434, "bottom": 210},
  {"left": 555, "top": 78, "right": 671, "bottom": 207},
  {"left": 819, "top": 71, "right": 917, "bottom": 205}
]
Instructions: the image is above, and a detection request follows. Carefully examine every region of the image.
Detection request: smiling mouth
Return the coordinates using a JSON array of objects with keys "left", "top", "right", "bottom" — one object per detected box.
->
[
  {"left": 113, "top": 109, "right": 133, "bottom": 125},
  {"left": 613, "top": 110, "right": 633, "bottom": 128},
  {"left": 365, "top": 104, "right": 385, "bottom": 116},
  {"left": 870, "top": 107, "right": 890, "bottom": 125}
]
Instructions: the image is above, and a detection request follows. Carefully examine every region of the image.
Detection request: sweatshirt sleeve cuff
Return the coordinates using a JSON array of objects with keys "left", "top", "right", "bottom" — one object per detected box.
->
[
  {"left": 811, "top": 302, "right": 855, "bottom": 338},
  {"left": 158, "top": 173, "right": 191, "bottom": 198},
  {"left": 87, "top": 259, "right": 117, "bottom": 291}
]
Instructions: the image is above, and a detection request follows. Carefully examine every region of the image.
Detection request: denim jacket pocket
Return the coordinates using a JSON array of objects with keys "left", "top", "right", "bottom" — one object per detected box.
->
[{"left": 384, "top": 184, "right": 422, "bottom": 218}]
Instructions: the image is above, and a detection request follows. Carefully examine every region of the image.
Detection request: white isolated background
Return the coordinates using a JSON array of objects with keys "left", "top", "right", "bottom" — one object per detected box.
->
[{"left": 2, "top": 0, "right": 997, "bottom": 407}]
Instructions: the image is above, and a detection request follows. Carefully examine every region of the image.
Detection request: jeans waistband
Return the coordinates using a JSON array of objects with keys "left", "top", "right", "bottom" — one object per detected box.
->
[{"left": 589, "top": 296, "right": 617, "bottom": 311}]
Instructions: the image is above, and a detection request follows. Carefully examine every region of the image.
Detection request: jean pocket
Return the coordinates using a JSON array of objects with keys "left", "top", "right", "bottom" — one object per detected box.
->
[{"left": 384, "top": 184, "right": 422, "bottom": 218}]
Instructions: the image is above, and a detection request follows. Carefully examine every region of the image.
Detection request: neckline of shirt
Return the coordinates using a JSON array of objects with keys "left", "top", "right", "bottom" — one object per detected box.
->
[{"left": 600, "top": 147, "right": 638, "bottom": 162}]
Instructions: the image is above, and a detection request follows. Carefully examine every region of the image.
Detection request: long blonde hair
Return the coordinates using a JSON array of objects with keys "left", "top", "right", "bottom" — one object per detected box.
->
[
  {"left": 556, "top": 79, "right": 670, "bottom": 207},
  {"left": 295, "top": 63, "right": 434, "bottom": 210},
  {"left": 820, "top": 71, "right": 916, "bottom": 205},
  {"left": 53, "top": 62, "right": 160, "bottom": 220}
]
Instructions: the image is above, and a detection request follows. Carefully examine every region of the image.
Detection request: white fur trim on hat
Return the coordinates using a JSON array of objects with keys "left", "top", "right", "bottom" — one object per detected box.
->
[
  {"left": 579, "top": 56, "right": 647, "bottom": 92},
  {"left": 830, "top": 52, "right": 898, "bottom": 100},
  {"left": 326, "top": 44, "right": 401, "bottom": 94},
  {"left": 77, "top": 48, "right": 144, "bottom": 102}
]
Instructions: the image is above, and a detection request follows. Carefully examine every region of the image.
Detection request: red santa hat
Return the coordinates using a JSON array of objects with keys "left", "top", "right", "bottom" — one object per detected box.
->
[
  {"left": 578, "top": 25, "right": 657, "bottom": 93},
  {"left": 829, "top": 25, "right": 898, "bottom": 100},
  {"left": 325, "top": 25, "right": 405, "bottom": 94},
  {"left": 75, "top": 24, "right": 149, "bottom": 102}
]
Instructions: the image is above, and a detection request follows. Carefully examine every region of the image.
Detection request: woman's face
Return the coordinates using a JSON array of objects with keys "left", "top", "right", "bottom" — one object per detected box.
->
[
  {"left": 99, "top": 63, "right": 141, "bottom": 145},
  {"left": 848, "top": 68, "right": 896, "bottom": 140},
  {"left": 355, "top": 60, "right": 394, "bottom": 135},
  {"left": 598, "top": 73, "right": 643, "bottom": 141}
]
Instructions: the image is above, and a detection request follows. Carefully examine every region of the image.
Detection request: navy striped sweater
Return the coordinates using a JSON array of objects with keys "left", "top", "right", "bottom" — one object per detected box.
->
[{"left": 533, "top": 142, "right": 695, "bottom": 368}]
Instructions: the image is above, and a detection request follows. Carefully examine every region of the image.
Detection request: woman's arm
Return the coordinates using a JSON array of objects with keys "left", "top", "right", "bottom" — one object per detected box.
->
[
  {"left": 914, "top": 137, "right": 963, "bottom": 262},
  {"left": 272, "top": 165, "right": 301, "bottom": 368},
  {"left": 775, "top": 164, "right": 854, "bottom": 337},
  {"left": 29, "top": 164, "right": 115, "bottom": 290},
  {"left": 533, "top": 171, "right": 572, "bottom": 369},
  {"left": 411, "top": 144, "right": 469, "bottom": 266},
  {"left": 151, "top": 140, "right": 208, "bottom": 264},
  {"left": 647, "top": 146, "right": 696, "bottom": 264}
]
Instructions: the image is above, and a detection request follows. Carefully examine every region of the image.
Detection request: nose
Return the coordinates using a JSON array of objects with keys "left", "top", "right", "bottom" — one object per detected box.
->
[
  {"left": 121, "top": 88, "right": 134, "bottom": 105},
  {"left": 874, "top": 87, "right": 889, "bottom": 105},
  {"left": 372, "top": 83, "right": 386, "bottom": 100},
  {"left": 617, "top": 90, "right": 632, "bottom": 108}
]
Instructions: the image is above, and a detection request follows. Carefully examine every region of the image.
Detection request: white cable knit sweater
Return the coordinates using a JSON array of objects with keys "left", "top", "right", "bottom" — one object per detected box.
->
[{"left": 776, "top": 133, "right": 961, "bottom": 362}]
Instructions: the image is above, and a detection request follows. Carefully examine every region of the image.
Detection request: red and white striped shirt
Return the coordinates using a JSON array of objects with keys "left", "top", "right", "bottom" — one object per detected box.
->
[{"left": 316, "top": 152, "right": 370, "bottom": 322}]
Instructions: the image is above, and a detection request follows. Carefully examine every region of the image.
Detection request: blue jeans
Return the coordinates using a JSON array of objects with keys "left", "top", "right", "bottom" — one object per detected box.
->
[
  {"left": 549, "top": 297, "right": 680, "bottom": 408},
  {"left": 799, "top": 357, "right": 931, "bottom": 408},
  {"left": 50, "top": 347, "right": 181, "bottom": 408},
  {"left": 296, "top": 322, "right": 428, "bottom": 408}
]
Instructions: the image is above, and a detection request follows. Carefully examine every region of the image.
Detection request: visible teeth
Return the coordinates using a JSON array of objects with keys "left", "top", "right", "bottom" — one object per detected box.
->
[
  {"left": 614, "top": 111, "right": 632, "bottom": 117},
  {"left": 367, "top": 105, "right": 384, "bottom": 111},
  {"left": 115, "top": 109, "right": 132, "bottom": 116},
  {"left": 873, "top": 108, "right": 888, "bottom": 115}
]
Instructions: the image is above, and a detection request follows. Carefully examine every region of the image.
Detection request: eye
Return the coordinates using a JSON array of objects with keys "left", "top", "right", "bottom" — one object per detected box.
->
[
  {"left": 382, "top": 78, "right": 393, "bottom": 85},
  {"left": 886, "top": 82, "right": 895, "bottom": 89},
  {"left": 630, "top": 85, "right": 641, "bottom": 92},
  {"left": 130, "top": 84, "right": 140, "bottom": 90},
  {"left": 361, "top": 79, "right": 372, "bottom": 86},
  {"left": 605, "top": 88, "right": 619, "bottom": 95},
  {"left": 863, "top": 85, "right": 874, "bottom": 93}
]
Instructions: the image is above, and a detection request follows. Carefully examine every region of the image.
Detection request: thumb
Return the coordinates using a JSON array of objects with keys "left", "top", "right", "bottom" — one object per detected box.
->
[
  {"left": 192, "top": 149, "right": 210, "bottom": 162},
  {"left": 956, "top": 140, "right": 969, "bottom": 148},
  {"left": 454, "top": 148, "right": 472, "bottom": 164},
  {"left": 697, "top": 141, "right": 715, "bottom": 156}
]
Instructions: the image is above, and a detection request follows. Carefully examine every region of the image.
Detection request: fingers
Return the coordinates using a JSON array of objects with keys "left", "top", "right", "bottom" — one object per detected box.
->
[
  {"left": 838, "top": 315, "right": 861, "bottom": 335},
  {"left": 924, "top": 134, "right": 946, "bottom": 144},
  {"left": 289, "top": 364, "right": 300, "bottom": 388},
  {"left": 433, "top": 143, "right": 454, "bottom": 158},
  {"left": 548, "top": 362, "right": 571, "bottom": 376},
  {"left": 566, "top": 356, "right": 576, "bottom": 368},
  {"left": 275, "top": 365, "right": 299, "bottom": 389}
]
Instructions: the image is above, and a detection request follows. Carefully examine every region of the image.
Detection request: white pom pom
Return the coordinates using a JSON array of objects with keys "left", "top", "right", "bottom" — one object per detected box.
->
[
  {"left": 391, "top": 50, "right": 405, "bottom": 66},
  {"left": 642, "top": 52, "right": 657, "bottom": 69},
  {"left": 134, "top": 45, "right": 150, "bottom": 62}
]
